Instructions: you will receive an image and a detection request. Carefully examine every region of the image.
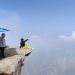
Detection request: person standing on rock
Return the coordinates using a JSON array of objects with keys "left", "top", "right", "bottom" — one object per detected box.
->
[{"left": 0, "top": 33, "right": 6, "bottom": 58}]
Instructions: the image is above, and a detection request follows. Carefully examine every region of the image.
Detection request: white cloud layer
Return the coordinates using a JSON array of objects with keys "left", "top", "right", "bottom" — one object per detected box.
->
[
  {"left": 22, "top": 33, "right": 75, "bottom": 75},
  {"left": 59, "top": 31, "right": 75, "bottom": 42}
]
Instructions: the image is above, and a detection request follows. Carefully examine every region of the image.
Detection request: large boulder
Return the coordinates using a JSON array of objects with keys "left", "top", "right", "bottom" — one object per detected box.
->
[{"left": 0, "top": 48, "right": 32, "bottom": 75}]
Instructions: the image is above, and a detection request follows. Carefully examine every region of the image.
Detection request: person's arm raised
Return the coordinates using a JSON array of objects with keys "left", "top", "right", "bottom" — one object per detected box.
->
[{"left": 24, "top": 39, "right": 28, "bottom": 42}]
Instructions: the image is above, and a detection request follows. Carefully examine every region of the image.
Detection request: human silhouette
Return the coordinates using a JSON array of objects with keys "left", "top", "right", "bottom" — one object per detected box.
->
[
  {"left": 0, "top": 33, "right": 6, "bottom": 58},
  {"left": 20, "top": 38, "right": 28, "bottom": 48}
]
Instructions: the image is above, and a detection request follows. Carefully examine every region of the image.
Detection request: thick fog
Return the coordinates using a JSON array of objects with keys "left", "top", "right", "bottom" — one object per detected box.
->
[{"left": 21, "top": 33, "right": 75, "bottom": 75}]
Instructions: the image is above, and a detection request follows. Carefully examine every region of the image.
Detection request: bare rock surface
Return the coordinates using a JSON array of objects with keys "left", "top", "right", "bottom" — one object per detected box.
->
[{"left": 0, "top": 48, "right": 32, "bottom": 75}]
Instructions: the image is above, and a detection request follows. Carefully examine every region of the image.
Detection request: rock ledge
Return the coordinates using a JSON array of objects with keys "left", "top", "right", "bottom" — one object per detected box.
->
[{"left": 0, "top": 48, "right": 32, "bottom": 75}]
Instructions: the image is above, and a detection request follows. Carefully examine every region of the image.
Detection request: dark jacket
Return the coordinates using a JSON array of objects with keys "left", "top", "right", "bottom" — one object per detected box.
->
[{"left": 20, "top": 39, "right": 28, "bottom": 48}]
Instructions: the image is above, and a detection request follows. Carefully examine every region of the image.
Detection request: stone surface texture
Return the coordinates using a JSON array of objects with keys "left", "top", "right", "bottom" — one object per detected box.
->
[{"left": 0, "top": 48, "right": 32, "bottom": 75}]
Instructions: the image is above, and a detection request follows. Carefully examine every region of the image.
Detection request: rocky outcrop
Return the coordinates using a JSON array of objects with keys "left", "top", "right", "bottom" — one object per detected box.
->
[{"left": 0, "top": 48, "right": 32, "bottom": 75}]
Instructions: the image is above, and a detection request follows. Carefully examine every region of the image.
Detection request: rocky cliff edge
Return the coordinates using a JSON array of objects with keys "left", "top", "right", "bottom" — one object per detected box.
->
[{"left": 0, "top": 48, "right": 32, "bottom": 75}]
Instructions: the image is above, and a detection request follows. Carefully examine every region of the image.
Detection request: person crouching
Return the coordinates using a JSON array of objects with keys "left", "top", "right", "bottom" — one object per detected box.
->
[{"left": 20, "top": 38, "right": 28, "bottom": 48}]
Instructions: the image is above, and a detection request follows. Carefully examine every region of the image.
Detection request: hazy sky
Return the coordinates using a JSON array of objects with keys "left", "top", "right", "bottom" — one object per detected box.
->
[
  {"left": 0, "top": 0, "right": 75, "bottom": 75},
  {"left": 0, "top": 0, "right": 75, "bottom": 47}
]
